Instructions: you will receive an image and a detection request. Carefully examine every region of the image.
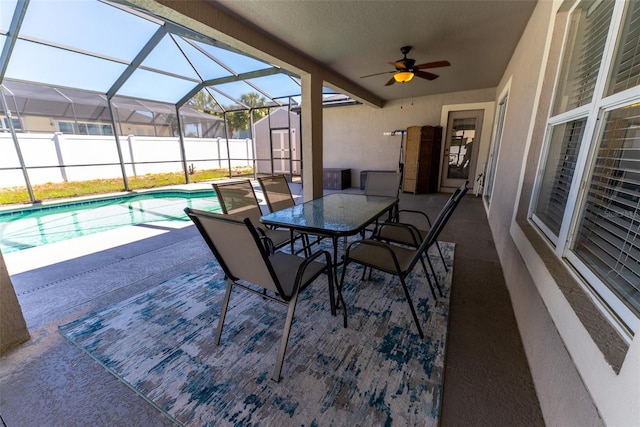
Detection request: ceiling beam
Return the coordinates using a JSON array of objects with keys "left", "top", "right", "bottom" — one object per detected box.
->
[
  {"left": 175, "top": 67, "right": 287, "bottom": 107},
  {"left": 119, "top": 0, "right": 385, "bottom": 108}
]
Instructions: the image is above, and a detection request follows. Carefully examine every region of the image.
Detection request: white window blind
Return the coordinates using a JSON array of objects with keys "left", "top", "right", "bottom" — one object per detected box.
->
[
  {"left": 534, "top": 119, "right": 587, "bottom": 237},
  {"left": 607, "top": 0, "right": 640, "bottom": 95},
  {"left": 536, "top": 0, "right": 640, "bottom": 332},
  {"left": 572, "top": 105, "right": 640, "bottom": 316},
  {"left": 552, "top": 0, "right": 615, "bottom": 115}
]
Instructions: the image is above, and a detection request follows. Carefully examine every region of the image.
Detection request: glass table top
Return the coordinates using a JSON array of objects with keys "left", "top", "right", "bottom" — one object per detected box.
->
[{"left": 260, "top": 193, "right": 397, "bottom": 236}]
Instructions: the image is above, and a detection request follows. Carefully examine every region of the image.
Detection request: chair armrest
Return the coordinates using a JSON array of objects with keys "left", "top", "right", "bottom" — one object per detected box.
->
[
  {"left": 345, "top": 239, "right": 402, "bottom": 272},
  {"left": 303, "top": 248, "right": 332, "bottom": 266},
  {"left": 294, "top": 249, "right": 332, "bottom": 288},
  {"left": 258, "top": 235, "right": 275, "bottom": 254},
  {"left": 376, "top": 222, "right": 423, "bottom": 246},
  {"left": 397, "top": 209, "right": 432, "bottom": 227}
]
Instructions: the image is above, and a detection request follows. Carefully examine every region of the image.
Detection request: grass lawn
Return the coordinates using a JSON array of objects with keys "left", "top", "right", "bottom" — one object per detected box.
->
[{"left": 0, "top": 168, "right": 252, "bottom": 206}]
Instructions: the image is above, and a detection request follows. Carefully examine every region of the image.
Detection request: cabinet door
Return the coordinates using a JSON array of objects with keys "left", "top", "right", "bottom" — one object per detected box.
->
[
  {"left": 404, "top": 178, "right": 416, "bottom": 193},
  {"left": 403, "top": 126, "right": 421, "bottom": 192},
  {"left": 416, "top": 126, "right": 442, "bottom": 193}
]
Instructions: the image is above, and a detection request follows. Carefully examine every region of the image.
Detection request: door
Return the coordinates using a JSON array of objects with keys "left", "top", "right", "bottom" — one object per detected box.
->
[
  {"left": 271, "top": 129, "right": 290, "bottom": 174},
  {"left": 441, "top": 109, "right": 484, "bottom": 190},
  {"left": 484, "top": 95, "right": 508, "bottom": 206}
]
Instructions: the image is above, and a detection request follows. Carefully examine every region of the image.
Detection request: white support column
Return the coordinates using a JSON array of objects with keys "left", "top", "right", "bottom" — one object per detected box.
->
[{"left": 301, "top": 73, "right": 324, "bottom": 201}]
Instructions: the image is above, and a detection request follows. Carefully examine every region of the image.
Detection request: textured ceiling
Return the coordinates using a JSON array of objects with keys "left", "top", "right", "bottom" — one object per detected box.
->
[{"left": 208, "top": 0, "right": 538, "bottom": 102}]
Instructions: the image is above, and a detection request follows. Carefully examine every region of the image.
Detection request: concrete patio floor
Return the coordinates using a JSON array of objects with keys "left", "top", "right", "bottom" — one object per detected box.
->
[{"left": 0, "top": 183, "right": 544, "bottom": 426}]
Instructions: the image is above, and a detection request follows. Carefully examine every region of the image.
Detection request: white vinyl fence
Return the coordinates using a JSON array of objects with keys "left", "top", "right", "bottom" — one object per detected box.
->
[{"left": 0, "top": 133, "right": 255, "bottom": 188}]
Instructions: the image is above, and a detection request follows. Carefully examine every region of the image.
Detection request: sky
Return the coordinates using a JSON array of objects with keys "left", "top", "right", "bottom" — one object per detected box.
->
[{"left": 0, "top": 0, "right": 311, "bottom": 109}]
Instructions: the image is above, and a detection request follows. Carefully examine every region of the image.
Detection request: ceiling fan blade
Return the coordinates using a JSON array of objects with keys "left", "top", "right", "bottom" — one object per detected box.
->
[
  {"left": 390, "top": 61, "right": 409, "bottom": 70},
  {"left": 384, "top": 76, "right": 397, "bottom": 86},
  {"left": 414, "top": 70, "right": 439, "bottom": 80},
  {"left": 361, "top": 70, "right": 395, "bottom": 78},
  {"left": 415, "top": 60, "right": 451, "bottom": 69}
]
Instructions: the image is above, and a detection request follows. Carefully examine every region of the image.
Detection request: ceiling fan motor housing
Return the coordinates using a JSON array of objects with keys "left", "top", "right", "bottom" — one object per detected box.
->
[{"left": 359, "top": 45, "right": 449, "bottom": 85}]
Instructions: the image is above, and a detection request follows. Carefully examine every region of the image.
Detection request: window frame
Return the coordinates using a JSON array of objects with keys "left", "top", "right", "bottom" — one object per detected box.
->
[
  {"left": 530, "top": 0, "right": 639, "bottom": 336},
  {"left": 56, "top": 120, "right": 114, "bottom": 135},
  {"left": 483, "top": 88, "right": 509, "bottom": 207}
]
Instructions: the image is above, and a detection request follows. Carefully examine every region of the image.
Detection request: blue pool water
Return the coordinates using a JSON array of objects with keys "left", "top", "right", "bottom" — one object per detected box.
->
[{"left": 0, "top": 189, "right": 222, "bottom": 254}]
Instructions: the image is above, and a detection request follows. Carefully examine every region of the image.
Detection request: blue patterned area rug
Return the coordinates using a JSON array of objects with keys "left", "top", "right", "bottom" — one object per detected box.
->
[{"left": 59, "top": 241, "right": 454, "bottom": 426}]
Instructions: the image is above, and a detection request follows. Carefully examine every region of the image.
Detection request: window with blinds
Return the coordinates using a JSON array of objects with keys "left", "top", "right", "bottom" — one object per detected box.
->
[
  {"left": 534, "top": 119, "right": 586, "bottom": 237},
  {"left": 552, "top": 0, "right": 614, "bottom": 115},
  {"left": 534, "top": 0, "right": 640, "bottom": 331},
  {"left": 607, "top": 0, "right": 640, "bottom": 95},
  {"left": 572, "top": 103, "right": 640, "bottom": 316}
]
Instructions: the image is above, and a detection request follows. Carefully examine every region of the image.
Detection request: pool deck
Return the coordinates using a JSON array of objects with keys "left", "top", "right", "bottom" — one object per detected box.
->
[{"left": 0, "top": 183, "right": 219, "bottom": 214}]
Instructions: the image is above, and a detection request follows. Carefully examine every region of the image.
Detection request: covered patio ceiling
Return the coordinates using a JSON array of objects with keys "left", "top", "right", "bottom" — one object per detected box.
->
[
  {"left": 0, "top": 0, "right": 350, "bottom": 113},
  {"left": 200, "top": 0, "right": 538, "bottom": 102}
]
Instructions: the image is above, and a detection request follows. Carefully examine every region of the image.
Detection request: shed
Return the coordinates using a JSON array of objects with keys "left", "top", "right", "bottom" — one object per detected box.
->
[{"left": 253, "top": 107, "right": 301, "bottom": 177}]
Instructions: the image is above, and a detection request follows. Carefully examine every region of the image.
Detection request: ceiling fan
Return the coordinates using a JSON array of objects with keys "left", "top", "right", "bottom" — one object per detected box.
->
[{"left": 361, "top": 46, "right": 450, "bottom": 86}]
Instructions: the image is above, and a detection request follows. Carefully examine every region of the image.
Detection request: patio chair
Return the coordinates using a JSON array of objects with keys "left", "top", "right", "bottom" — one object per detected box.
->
[
  {"left": 362, "top": 171, "right": 402, "bottom": 237},
  {"left": 212, "top": 179, "right": 299, "bottom": 253},
  {"left": 375, "top": 181, "right": 469, "bottom": 294},
  {"left": 339, "top": 190, "right": 462, "bottom": 338},
  {"left": 257, "top": 174, "right": 298, "bottom": 212},
  {"left": 257, "top": 174, "right": 315, "bottom": 255},
  {"left": 184, "top": 208, "right": 345, "bottom": 382}
]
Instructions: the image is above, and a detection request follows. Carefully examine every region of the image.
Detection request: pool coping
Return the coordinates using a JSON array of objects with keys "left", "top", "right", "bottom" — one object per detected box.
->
[{"left": 0, "top": 184, "right": 216, "bottom": 217}]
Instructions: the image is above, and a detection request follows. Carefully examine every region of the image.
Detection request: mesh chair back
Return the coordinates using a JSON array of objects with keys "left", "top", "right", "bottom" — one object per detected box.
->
[
  {"left": 185, "top": 208, "right": 281, "bottom": 294},
  {"left": 422, "top": 184, "right": 468, "bottom": 249},
  {"left": 213, "top": 180, "right": 263, "bottom": 224},
  {"left": 364, "top": 172, "right": 402, "bottom": 197},
  {"left": 258, "top": 175, "right": 296, "bottom": 212}
]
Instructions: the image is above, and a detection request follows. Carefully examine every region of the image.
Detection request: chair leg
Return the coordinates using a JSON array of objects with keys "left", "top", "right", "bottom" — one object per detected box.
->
[
  {"left": 338, "top": 259, "right": 351, "bottom": 310},
  {"left": 426, "top": 255, "right": 444, "bottom": 298},
  {"left": 272, "top": 290, "right": 300, "bottom": 382},
  {"left": 303, "top": 234, "right": 311, "bottom": 257},
  {"left": 435, "top": 241, "right": 448, "bottom": 272},
  {"left": 289, "top": 229, "right": 295, "bottom": 255},
  {"left": 399, "top": 276, "right": 424, "bottom": 339},
  {"left": 215, "top": 279, "right": 234, "bottom": 345},
  {"left": 418, "top": 256, "right": 438, "bottom": 303},
  {"left": 330, "top": 263, "right": 347, "bottom": 328}
]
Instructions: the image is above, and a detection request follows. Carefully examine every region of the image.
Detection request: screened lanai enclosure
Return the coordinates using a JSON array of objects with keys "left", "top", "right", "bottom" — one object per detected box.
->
[{"left": 0, "top": 0, "right": 356, "bottom": 203}]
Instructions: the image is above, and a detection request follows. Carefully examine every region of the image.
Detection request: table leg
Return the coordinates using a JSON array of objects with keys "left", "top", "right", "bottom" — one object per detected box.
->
[{"left": 327, "top": 235, "right": 338, "bottom": 315}]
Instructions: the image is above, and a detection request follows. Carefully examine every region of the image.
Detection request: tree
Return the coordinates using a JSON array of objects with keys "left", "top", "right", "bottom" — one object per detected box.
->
[
  {"left": 188, "top": 90, "right": 270, "bottom": 137},
  {"left": 225, "top": 93, "right": 269, "bottom": 136},
  {"left": 188, "top": 90, "right": 218, "bottom": 115}
]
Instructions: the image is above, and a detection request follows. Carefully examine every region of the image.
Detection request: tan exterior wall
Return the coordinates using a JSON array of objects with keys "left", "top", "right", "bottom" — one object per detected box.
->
[
  {"left": 23, "top": 116, "right": 56, "bottom": 133},
  {"left": 323, "top": 88, "right": 495, "bottom": 188},
  {"left": 490, "top": 0, "right": 638, "bottom": 425}
]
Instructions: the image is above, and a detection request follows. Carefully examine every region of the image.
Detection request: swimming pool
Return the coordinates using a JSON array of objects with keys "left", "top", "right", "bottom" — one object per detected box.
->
[{"left": 0, "top": 189, "right": 222, "bottom": 254}]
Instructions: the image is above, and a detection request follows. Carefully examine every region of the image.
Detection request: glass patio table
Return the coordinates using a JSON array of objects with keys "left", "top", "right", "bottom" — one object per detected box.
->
[{"left": 260, "top": 192, "right": 398, "bottom": 315}]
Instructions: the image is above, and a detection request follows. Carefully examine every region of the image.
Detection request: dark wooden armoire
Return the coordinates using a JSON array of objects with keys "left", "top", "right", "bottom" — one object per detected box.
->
[{"left": 402, "top": 125, "right": 443, "bottom": 194}]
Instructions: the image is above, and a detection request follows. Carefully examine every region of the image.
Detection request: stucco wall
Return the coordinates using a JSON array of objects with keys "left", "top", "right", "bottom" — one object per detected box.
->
[
  {"left": 0, "top": 251, "right": 29, "bottom": 354},
  {"left": 322, "top": 88, "right": 495, "bottom": 188},
  {"left": 491, "top": 0, "right": 638, "bottom": 425}
]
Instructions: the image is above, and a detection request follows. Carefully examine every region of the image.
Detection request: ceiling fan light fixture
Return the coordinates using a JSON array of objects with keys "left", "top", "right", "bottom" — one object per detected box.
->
[{"left": 394, "top": 71, "right": 414, "bottom": 83}]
